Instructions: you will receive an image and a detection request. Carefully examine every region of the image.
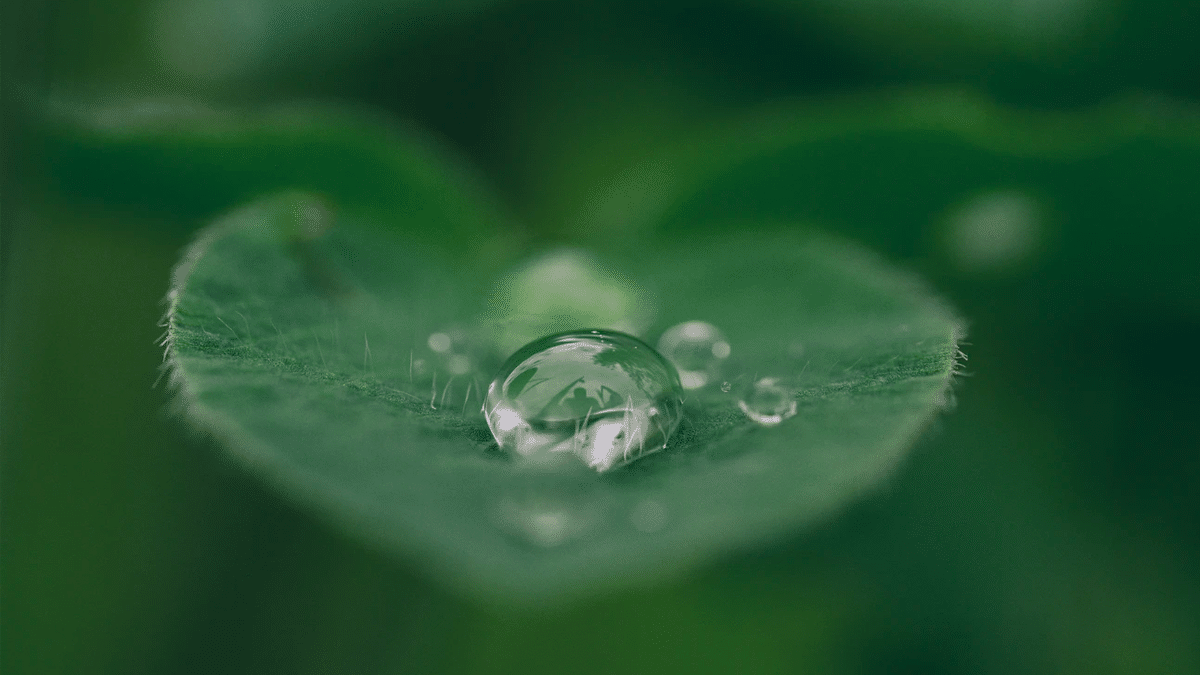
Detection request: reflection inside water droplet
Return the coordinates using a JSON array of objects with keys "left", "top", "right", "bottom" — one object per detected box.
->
[
  {"left": 738, "top": 377, "right": 797, "bottom": 426},
  {"left": 484, "top": 330, "right": 684, "bottom": 472},
  {"left": 657, "top": 320, "right": 731, "bottom": 390}
]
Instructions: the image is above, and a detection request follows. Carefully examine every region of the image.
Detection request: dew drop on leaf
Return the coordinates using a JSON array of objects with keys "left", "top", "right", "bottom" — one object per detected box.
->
[
  {"left": 738, "top": 377, "right": 798, "bottom": 426},
  {"left": 484, "top": 330, "right": 684, "bottom": 472},
  {"left": 656, "top": 320, "right": 731, "bottom": 390}
]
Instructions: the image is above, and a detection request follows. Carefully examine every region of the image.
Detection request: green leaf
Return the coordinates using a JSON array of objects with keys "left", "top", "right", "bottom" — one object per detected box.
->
[
  {"left": 146, "top": 0, "right": 504, "bottom": 83},
  {"left": 166, "top": 185, "right": 962, "bottom": 602},
  {"left": 573, "top": 91, "right": 1200, "bottom": 298},
  {"left": 34, "top": 99, "right": 517, "bottom": 250}
]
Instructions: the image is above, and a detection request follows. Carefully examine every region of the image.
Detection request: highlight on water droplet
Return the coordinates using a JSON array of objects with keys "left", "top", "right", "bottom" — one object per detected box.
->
[
  {"left": 656, "top": 320, "right": 731, "bottom": 390},
  {"left": 484, "top": 330, "right": 684, "bottom": 472},
  {"left": 738, "top": 377, "right": 797, "bottom": 427}
]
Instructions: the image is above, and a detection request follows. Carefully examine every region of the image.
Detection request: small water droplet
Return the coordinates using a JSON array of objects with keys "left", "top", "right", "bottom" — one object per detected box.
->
[
  {"left": 720, "top": 381, "right": 732, "bottom": 393},
  {"left": 484, "top": 330, "right": 684, "bottom": 472},
  {"left": 738, "top": 377, "right": 797, "bottom": 427},
  {"left": 657, "top": 320, "right": 731, "bottom": 390}
]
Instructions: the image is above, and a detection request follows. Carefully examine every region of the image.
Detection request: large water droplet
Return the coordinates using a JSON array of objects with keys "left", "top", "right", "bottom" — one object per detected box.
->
[
  {"left": 484, "top": 330, "right": 684, "bottom": 472},
  {"left": 738, "top": 377, "right": 797, "bottom": 426},
  {"left": 656, "top": 320, "right": 731, "bottom": 390}
]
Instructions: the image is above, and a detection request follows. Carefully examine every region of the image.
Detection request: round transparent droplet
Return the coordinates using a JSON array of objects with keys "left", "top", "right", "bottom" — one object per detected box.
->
[
  {"left": 484, "top": 330, "right": 684, "bottom": 472},
  {"left": 656, "top": 320, "right": 731, "bottom": 390},
  {"left": 738, "top": 377, "right": 797, "bottom": 426}
]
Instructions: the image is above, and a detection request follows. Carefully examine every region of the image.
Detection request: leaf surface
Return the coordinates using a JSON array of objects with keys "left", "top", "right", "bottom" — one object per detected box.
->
[{"left": 166, "top": 185, "right": 961, "bottom": 601}]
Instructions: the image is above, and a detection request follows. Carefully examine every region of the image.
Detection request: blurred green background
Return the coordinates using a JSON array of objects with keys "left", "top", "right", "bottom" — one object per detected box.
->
[{"left": 3, "top": 1, "right": 1199, "bottom": 673}]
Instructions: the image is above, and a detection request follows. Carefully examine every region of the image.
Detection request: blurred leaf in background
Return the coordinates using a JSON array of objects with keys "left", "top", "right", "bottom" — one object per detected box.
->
[{"left": 4, "top": 0, "right": 1199, "bottom": 674}]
